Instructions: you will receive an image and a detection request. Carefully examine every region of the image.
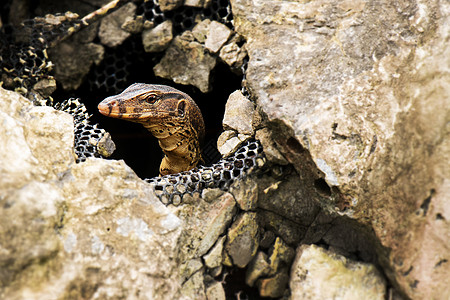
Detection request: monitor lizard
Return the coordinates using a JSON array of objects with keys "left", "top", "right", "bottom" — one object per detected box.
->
[{"left": 98, "top": 83, "right": 205, "bottom": 176}]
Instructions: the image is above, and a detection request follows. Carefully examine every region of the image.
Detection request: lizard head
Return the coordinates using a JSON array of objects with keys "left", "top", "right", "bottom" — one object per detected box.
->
[{"left": 98, "top": 83, "right": 194, "bottom": 124}]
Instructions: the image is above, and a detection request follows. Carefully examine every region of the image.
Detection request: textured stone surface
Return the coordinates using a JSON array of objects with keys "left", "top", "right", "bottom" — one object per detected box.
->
[
  {"left": 0, "top": 87, "right": 185, "bottom": 299},
  {"left": 222, "top": 90, "right": 254, "bottom": 135},
  {"left": 142, "top": 20, "right": 173, "bottom": 53},
  {"left": 159, "top": 0, "right": 183, "bottom": 11},
  {"left": 290, "top": 245, "right": 386, "bottom": 300},
  {"left": 204, "top": 21, "right": 232, "bottom": 53},
  {"left": 219, "top": 35, "right": 247, "bottom": 70},
  {"left": 48, "top": 38, "right": 104, "bottom": 91},
  {"left": 231, "top": 0, "right": 450, "bottom": 298},
  {"left": 203, "top": 236, "right": 225, "bottom": 269},
  {"left": 216, "top": 132, "right": 250, "bottom": 157},
  {"left": 205, "top": 281, "right": 226, "bottom": 300},
  {"left": 98, "top": 2, "right": 136, "bottom": 47},
  {"left": 185, "top": 0, "right": 212, "bottom": 8},
  {"left": 230, "top": 177, "right": 258, "bottom": 211},
  {"left": 225, "top": 212, "right": 259, "bottom": 268},
  {"left": 154, "top": 31, "right": 217, "bottom": 93}
]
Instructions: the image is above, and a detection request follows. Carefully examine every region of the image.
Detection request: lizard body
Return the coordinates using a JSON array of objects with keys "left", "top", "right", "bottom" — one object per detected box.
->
[{"left": 98, "top": 83, "right": 205, "bottom": 176}]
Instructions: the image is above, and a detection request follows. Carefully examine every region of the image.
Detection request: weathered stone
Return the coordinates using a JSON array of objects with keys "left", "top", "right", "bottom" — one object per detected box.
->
[
  {"left": 32, "top": 78, "right": 57, "bottom": 98},
  {"left": 176, "top": 192, "right": 236, "bottom": 261},
  {"left": 230, "top": 177, "right": 258, "bottom": 211},
  {"left": 256, "top": 270, "right": 290, "bottom": 298},
  {"left": 201, "top": 188, "right": 225, "bottom": 203},
  {"left": 48, "top": 40, "right": 104, "bottom": 91},
  {"left": 180, "top": 258, "right": 204, "bottom": 282},
  {"left": 205, "top": 281, "right": 226, "bottom": 300},
  {"left": 192, "top": 19, "right": 211, "bottom": 43},
  {"left": 159, "top": 0, "right": 183, "bottom": 11},
  {"left": 122, "top": 15, "right": 145, "bottom": 34},
  {"left": 255, "top": 128, "right": 288, "bottom": 165},
  {"left": 203, "top": 236, "right": 225, "bottom": 269},
  {"left": 225, "top": 212, "right": 259, "bottom": 268},
  {"left": 185, "top": 0, "right": 212, "bottom": 8},
  {"left": 219, "top": 35, "right": 248, "bottom": 70},
  {"left": 98, "top": 2, "right": 136, "bottom": 47},
  {"left": 222, "top": 90, "right": 254, "bottom": 135},
  {"left": 181, "top": 270, "right": 206, "bottom": 299},
  {"left": 205, "top": 21, "right": 232, "bottom": 53},
  {"left": 0, "top": 87, "right": 186, "bottom": 299},
  {"left": 142, "top": 20, "right": 173, "bottom": 53},
  {"left": 217, "top": 133, "right": 250, "bottom": 157},
  {"left": 266, "top": 237, "right": 295, "bottom": 276},
  {"left": 257, "top": 210, "right": 305, "bottom": 245},
  {"left": 232, "top": 0, "right": 450, "bottom": 298},
  {"left": 246, "top": 251, "right": 270, "bottom": 287},
  {"left": 290, "top": 245, "right": 386, "bottom": 300},
  {"left": 154, "top": 32, "right": 217, "bottom": 93}
]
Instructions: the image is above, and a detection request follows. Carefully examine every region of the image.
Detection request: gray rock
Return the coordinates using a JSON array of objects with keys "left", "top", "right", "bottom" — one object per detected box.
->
[
  {"left": 205, "top": 281, "right": 226, "bottom": 300},
  {"left": 225, "top": 212, "right": 259, "bottom": 268},
  {"left": 180, "top": 258, "right": 204, "bottom": 282},
  {"left": 122, "top": 15, "right": 145, "bottom": 34},
  {"left": 216, "top": 132, "right": 250, "bottom": 157},
  {"left": 219, "top": 36, "right": 248, "bottom": 70},
  {"left": 0, "top": 87, "right": 185, "bottom": 299},
  {"left": 142, "top": 20, "right": 173, "bottom": 53},
  {"left": 255, "top": 128, "right": 288, "bottom": 165},
  {"left": 48, "top": 39, "right": 104, "bottom": 91},
  {"left": 290, "top": 245, "right": 386, "bottom": 300},
  {"left": 154, "top": 32, "right": 217, "bottom": 93},
  {"left": 222, "top": 90, "right": 254, "bottom": 135},
  {"left": 98, "top": 2, "right": 136, "bottom": 47},
  {"left": 203, "top": 236, "right": 226, "bottom": 269},
  {"left": 159, "top": 0, "right": 183, "bottom": 11},
  {"left": 230, "top": 177, "right": 258, "bottom": 211},
  {"left": 192, "top": 19, "right": 211, "bottom": 43},
  {"left": 246, "top": 251, "right": 270, "bottom": 287},
  {"left": 181, "top": 270, "right": 206, "bottom": 299},
  {"left": 231, "top": 0, "right": 450, "bottom": 297},
  {"left": 176, "top": 192, "right": 236, "bottom": 261},
  {"left": 185, "top": 0, "right": 212, "bottom": 8},
  {"left": 32, "top": 78, "right": 57, "bottom": 99},
  {"left": 205, "top": 21, "right": 232, "bottom": 53}
]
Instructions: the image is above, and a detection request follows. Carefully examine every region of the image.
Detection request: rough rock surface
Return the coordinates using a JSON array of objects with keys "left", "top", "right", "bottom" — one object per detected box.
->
[
  {"left": 204, "top": 21, "right": 232, "bottom": 53},
  {"left": 159, "top": 0, "right": 183, "bottom": 11},
  {"left": 98, "top": 2, "right": 137, "bottom": 47},
  {"left": 154, "top": 31, "right": 217, "bottom": 93},
  {"left": 290, "top": 244, "right": 386, "bottom": 300},
  {"left": 222, "top": 90, "right": 254, "bottom": 135},
  {"left": 0, "top": 87, "right": 184, "bottom": 299},
  {"left": 231, "top": 0, "right": 450, "bottom": 298},
  {"left": 48, "top": 24, "right": 104, "bottom": 91},
  {"left": 142, "top": 20, "right": 173, "bottom": 53}
]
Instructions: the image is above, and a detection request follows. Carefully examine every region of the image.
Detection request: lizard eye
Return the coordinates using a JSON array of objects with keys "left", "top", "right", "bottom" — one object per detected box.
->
[{"left": 144, "top": 93, "right": 159, "bottom": 104}]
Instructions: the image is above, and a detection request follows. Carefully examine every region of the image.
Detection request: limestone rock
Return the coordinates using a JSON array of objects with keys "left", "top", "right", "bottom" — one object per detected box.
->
[
  {"left": 222, "top": 90, "right": 254, "bottom": 135},
  {"left": 48, "top": 39, "right": 104, "bottom": 91},
  {"left": 159, "top": 0, "right": 183, "bottom": 11},
  {"left": 204, "top": 21, "right": 232, "bottom": 53},
  {"left": 203, "top": 236, "right": 226, "bottom": 269},
  {"left": 0, "top": 87, "right": 185, "bottom": 299},
  {"left": 219, "top": 36, "right": 248, "bottom": 70},
  {"left": 142, "top": 20, "right": 173, "bottom": 53},
  {"left": 181, "top": 270, "right": 206, "bottom": 299},
  {"left": 257, "top": 270, "right": 290, "bottom": 298},
  {"left": 192, "top": 19, "right": 211, "bottom": 43},
  {"left": 231, "top": 1, "right": 450, "bottom": 297},
  {"left": 185, "top": 0, "right": 212, "bottom": 8},
  {"left": 176, "top": 192, "right": 236, "bottom": 261},
  {"left": 290, "top": 245, "right": 386, "bottom": 300},
  {"left": 205, "top": 281, "right": 226, "bottom": 300},
  {"left": 154, "top": 32, "right": 217, "bottom": 93},
  {"left": 216, "top": 131, "right": 250, "bottom": 157},
  {"left": 180, "top": 258, "right": 204, "bottom": 282},
  {"left": 255, "top": 128, "right": 288, "bottom": 165},
  {"left": 230, "top": 177, "right": 258, "bottom": 211},
  {"left": 122, "top": 15, "right": 145, "bottom": 34},
  {"left": 246, "top": 251, "right": 270, "bottom": 287},
  {"left": 225, "top": 212, "right": 259, "bottom": 268},
  {"left": 98, "top": 2, "right": 136, "bottom": 47},
  {"left": 32, "top": 78, "right": 57, "bottom": 98}
]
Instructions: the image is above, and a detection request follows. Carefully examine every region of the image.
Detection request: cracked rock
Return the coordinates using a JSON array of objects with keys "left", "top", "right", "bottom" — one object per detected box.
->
[
  {"left": 154, "top": 31, "right": 217, "bottom": 93},
  {"left": 204, "top": 21, "right": 232, "bottom": 53},
  {"left": 222, "top": 90, "right": 255, "bottom": 135},
  {"left": 290, "top": 244, "right": 386, "bottom": 299},
  {"left": 98, "top": 2, "right": 137, "bottom": 47},
  {"left": 225, "top": 212, "right": 259, "bottom": 268},
  {"left": 142, "top": 20, "right": 173, "bottom": 53}
]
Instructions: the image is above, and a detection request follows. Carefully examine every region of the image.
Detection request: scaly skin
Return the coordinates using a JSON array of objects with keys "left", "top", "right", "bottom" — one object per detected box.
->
[{"left": 98, "top": 83, "right": 205, "bottom": 176}]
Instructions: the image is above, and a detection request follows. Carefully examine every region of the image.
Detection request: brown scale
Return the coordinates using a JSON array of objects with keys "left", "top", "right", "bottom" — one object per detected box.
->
[{"left": 98, "top": 83, "right": 205, "bottom": 176}]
